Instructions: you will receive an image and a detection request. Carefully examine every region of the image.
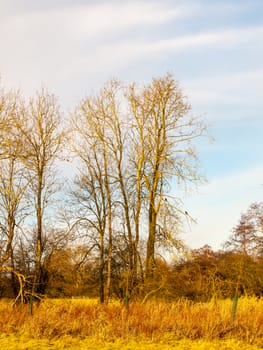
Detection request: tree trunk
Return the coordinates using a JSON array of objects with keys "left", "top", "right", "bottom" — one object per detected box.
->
[
  {"left": 146, "top": 202, "right": 157, "bottom": 278},
  {"left": 104, "top": 151, "right": 112, "bottom": 305},
  {"left": 99, "top": 233, "right": 105, "bottom": 304},
  {"left": 32, "top": 172, "right": 43, "bottom": 295}
]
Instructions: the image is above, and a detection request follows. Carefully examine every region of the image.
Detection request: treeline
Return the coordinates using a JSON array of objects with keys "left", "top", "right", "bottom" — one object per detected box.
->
[
  {"left": 1, "top": 238, "right": 263, "bottom": 301},
  {"left": 0, "top": 75, "right": 262, "bottom": 303}
]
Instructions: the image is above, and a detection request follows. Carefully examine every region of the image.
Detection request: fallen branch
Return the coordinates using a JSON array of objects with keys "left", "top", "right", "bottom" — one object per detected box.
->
[{"left": 0, "top": 266, "right": 26, "bottom": 304}]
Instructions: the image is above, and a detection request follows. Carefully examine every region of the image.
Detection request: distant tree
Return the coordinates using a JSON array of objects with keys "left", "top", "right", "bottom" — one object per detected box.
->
[
  {"left": 223, "top": 202, "right": 263, "bottom": 297},
  {"left": 224, "top": 202, "right": 263, "bottom": 256}
]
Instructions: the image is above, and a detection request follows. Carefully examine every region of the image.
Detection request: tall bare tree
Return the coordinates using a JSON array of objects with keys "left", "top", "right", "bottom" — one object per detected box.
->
[
  {"left": 0, "top": 90, "right": 19, "bottom": 264},
  {"left": 98, "top": 81, "right": 135, "bottom": 298},
  {"left": 14, "top": 88, "right": 63, "bottom": 295},
  {"left": 0, "top": 88, "right": 32, "bottom": 298},
  {"left": 71, "top": 83, "right": 119, "bottom": 303},
  {"left": 127, "top": 74, "right": 206, "bottom": 278}
]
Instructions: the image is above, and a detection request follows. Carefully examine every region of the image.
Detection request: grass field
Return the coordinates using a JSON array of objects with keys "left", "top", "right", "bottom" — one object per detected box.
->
[
  {"left": 0, "top": 297, "right": 262, "bottom": 349},
  {"left": 0, "top": 335, "right": 261, "bottom": 350}
]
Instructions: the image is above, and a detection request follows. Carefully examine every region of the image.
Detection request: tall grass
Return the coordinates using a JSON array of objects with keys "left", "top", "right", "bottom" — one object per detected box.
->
[{"left": 0, "top": 297, "right": 262, "bottom": 346}]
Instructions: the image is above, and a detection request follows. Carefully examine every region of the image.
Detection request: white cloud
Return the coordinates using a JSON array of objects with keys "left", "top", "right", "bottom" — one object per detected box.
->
[
  {"left": 0, "top": 1, "right": 188, "bottom": 99},
  {"left": 107, "top": 25, "right": 263, "bottom": 65},
  {"left": 0, "top": 2, "right": 186, "bottom": 42},
  {"left": 1, "top": 1, "right": 263, "bottom": 110},
  {"left": 155, "top": 26, "right": 263, "bottom": 51},
  {"left": 62, "top": 24, "right": 263, "bottom": 84}
]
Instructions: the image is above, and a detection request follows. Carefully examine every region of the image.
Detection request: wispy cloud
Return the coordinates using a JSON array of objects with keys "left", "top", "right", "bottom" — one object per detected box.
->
[
  {"left": 0, "top": 1, "right": 187, "bottom": 42},
  {"left": 182, "top": 68, "right": 263, "bottom": 113},
  {"left": 203, "top": 166, "right": 263, "bottom": 199},
  {"left": 101, "top": 24, "right": 263, "bottom": 63}
]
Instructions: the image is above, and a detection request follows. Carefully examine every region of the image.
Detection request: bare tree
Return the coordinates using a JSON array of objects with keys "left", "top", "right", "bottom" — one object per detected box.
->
[
  {"left": 0, "top": 88, "right": 32, "bottom": 298},
  {"left": 69, "top": 154, "right": 107, "bottom": 303},
  {"left": 97, "top": 81, "right": 135, "bottom": 298},
  {"left": 14, "top": 88, "right": 64, "bottom": 295},
  {"left": 225, "top": 202, "right": 263, "bottom": 256},
  {"left": 71, "top": 83, "right": 119, "bottom": 303},
  {"left": 127, "top": 74, "right": 206, "bottom": 278}
]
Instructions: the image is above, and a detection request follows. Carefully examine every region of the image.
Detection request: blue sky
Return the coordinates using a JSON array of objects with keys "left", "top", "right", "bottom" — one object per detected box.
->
[{"left": 0, "top": 0, "right": 262, "bottom": 250}]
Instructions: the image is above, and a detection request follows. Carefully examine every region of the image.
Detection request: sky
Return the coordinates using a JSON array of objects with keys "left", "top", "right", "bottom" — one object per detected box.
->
[{"left": 0, "top": 0, "right": 262, "bottom": 250}]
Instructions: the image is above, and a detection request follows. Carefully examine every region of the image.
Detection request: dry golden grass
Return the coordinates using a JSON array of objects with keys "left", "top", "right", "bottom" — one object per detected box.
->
[
  {"left": 0, "top": 297, "right": 262, "bottom": 348},
  {"left": 0, "top": 334, "right": 261, "bottom": 350}
]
